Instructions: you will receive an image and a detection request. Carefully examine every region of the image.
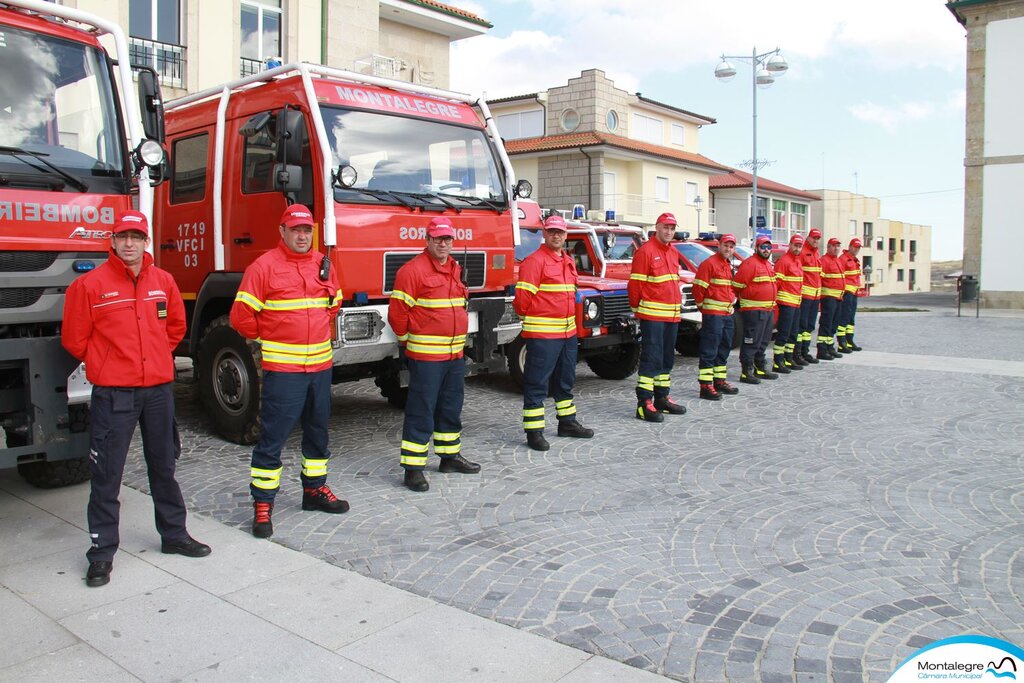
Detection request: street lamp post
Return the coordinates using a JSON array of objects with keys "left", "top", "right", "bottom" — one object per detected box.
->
[
  {"left": 715, "top": 47, "right": 788, "bottom": 244},
  {"left": 694, "top": 194, "right": 704, "bottom": 233}
]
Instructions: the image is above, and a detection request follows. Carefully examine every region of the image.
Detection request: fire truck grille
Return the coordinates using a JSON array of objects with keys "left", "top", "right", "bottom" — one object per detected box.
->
[
  {"left": 681, "top": 284, "right": 697, "bottom": 313},
  {"left": 0, "top": 251, "right": 59, "bottom": 272},
  {"left": 0, "top": 288, "right": 46, "bottom": 309},
  {"left": 602, "top": 292, "right": 632, "bottom": 324},
  {"left": 383, "top": 251, "right": 486, "bottom": 292}
]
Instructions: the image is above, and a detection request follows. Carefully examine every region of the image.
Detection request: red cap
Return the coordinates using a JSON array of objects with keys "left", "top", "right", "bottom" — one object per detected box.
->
[
  {"left": 655, "top": 212, "right": 677, "bottom": 226},
  {"left": 849, "top": 237, "right": 863, "bottom": 248},
  {"left": 112, "top": 210, "right": 149, "bottom": 237},
  {"left": 755, "top": 235, "right": 772, "bottom": 247},
  {"left": 719, "top": 233, "right": 737, "bottom": 245},
  {"left": 827, "top": 237, "right": 842, "bottom": 246},
  {"left": 543, "top": 215, "right": 568, "bottom": 231},
  {"left": 280, "top": 204, "right": 314, "bottom": 229},
  {"left": 426, "top": 217, "right": 455, "bottom": 239},
  {"left": 808, "top": 228, "right": 822, "bottom": 239},
  {"left": 790, "top": 233, "right": 805, "bottom": 245}
]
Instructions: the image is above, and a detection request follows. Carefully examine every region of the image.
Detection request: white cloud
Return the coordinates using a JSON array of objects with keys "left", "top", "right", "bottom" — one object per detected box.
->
[{"left": 847, "top": 100, "right": 936, "bottom": 131}]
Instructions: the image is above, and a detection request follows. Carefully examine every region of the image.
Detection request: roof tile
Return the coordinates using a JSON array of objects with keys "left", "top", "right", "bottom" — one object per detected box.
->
[
  {"left": 709, "top": 168, "right": 821, "bottom": 201},
  {"left": 505, "top": 131, "right": 731, "bottom": 172}
]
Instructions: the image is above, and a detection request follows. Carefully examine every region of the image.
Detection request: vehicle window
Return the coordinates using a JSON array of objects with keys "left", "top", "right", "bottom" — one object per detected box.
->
[
  {"left": 171, "top": 133, "right": 208, "bottom": 204},
  {"left": 674, "top": 242, "right": 713, "bottom": 267},
  {"left": 603, "top": 233, "right": 639, "bottom": 260},
  {"left": 515, "top": 228, "right": 544, "bottom": 261},
  {"left": 241, "top": 111, "right": 313, "bottom": 204},
  {"left": 734, "top": 245, "right": 753, "bottom": 260}
]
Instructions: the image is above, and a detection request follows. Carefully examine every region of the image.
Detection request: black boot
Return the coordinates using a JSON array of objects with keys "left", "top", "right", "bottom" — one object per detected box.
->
[
  {"left": 302, "top": 484, "right": 350, "bottom": 513},
  {"left": 86, "top": 561, "right": 112, "bottom": 587},
  {"left": 558, "top": 419, "right": 594, "bottom": 438},
  {"left": 636, "top": 399, "right": 665, "bottom": 422},
  {"left": 772, "top": 357, "right": 791, "bottom": 374},
  {"left": 404, "top": 469, "right": 429, "bottom": 492},
  {"left": 786, "top": 352, "right": 805, "bottom": 370},
  {"left": 755, "top": 359, "right": 778, "bottom": 380},
  {"left": 526, "top": 431, "right": 550, "bottom": 451},
  {"left": 439, "top": 455, "right": 481, "bottom": 474},
  {"left": 816, "top": 343, "right": 834, "bottom": 360},
  {"left": 740, "top": 362, "right": 760, "bottom": 384},
  {"left": 826, "top": 343, "right": 842, "bottom": 359},
  {"left": 252, "top": 501, "right": 274, "bottom": 538},
  {"left": 714, "top": 378, "right": 739, "bottom": 395},
  {"left": 836, "top": 337, "right": 853, "bottom": 353},
  {"left": 699, "top": 382, "right": 721, "bottom": 401},
  {"left": 802, "top": 344, "right": 820, "bottom": 364},
  {"left": 847, "top": 335, "right": 863, "bottom": 351},
  {"left": 653, "top": 396, "right": 687, "bottom": 415}
]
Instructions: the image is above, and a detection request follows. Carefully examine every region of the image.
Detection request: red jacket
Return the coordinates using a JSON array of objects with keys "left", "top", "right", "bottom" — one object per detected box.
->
[
  {"left": 230, "top": 241, "right": 340, "bottom": 372},
  {"left": 732, "top": 254, "right": 777, "bottom": 311},
  {"left": 62, "top": 251, "right": 185, "bottom": 387},
  {"left": 514, "top": 244, "right": 578, "bottom": 339},
  {"left": 839, "top": 250, "right": 862, "bottom": 294},
  {"left": 774, "top": 251, "right": 804, "bottom": 308},
  {"left": 692, "top": 252, "right": 736, "bottom": 316},
  {"left": 799, "top": 243, "right": 822, "bottom": 300},
  {"left": 628, "top": 238, "right": 682, "bottom": 322},
  {"left": 820, "top": 253, "right": 846, "bottom": 300},
  {"left": 388, "top": 251, "right": 469, "bottom": 361}
]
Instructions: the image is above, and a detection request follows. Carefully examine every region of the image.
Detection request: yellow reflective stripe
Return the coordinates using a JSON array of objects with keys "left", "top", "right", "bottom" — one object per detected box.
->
[
  {"left": 752, "top": 276, "right": 774, "bottom": 283},
  {"left": 700, "top": 299, "right": 733, "bottom": 312},
  {"left": 646, "top": 273, "right": 679, "bottom": 283},
  {"left": 710, "top": 278, "right": 733, "bottom": 285},
  {"left": 391, "top": 290, "right": 416, "bottom": 307},
  {"left": 713, "top": 365, "right": 727, "bottom": 379},
  {"left": 777, "top": 292, "right": 802, "bottom": 305},
  {"left": 843, "top": 269, "right": 861, "bottom": 276},
  {"left": 554, "top": 399, "right": 573, "bottom": 409},
  {"left": 556, "top": 405, "right": 576, "bottom": 417},
  {"left": 522, "top": 316, "right": 576, "bottom": 332},
  {"left": 415, "top": 297, "right": 467, "bottom": 308},
  {"left": 637, "top": 375, "right": 654, "bottom": 390},
  {"left": 435, "top": 444, "right": 461, "bottom": 454},
  {"left": 654, "top": 373, "right": 671, "bottom": 388},
  {"left": 821, "top": 287, "right": 845, "bottom": 297},
  {"left": 844, "top": 284, "right": 858, "bottom": 293},
  {"left": 396, "top": 333, "right": 409, "bottom": 342},
  {"left": 407, "top": 342, "right": 466, "bottom": 355},
  {"left": 263, "top": 297, "right": 332, "bottom": 310},
  {"left": 407, "top": 333, "right": 467, "bottom": 343},
  {"left": 301, "top": 458, "right": 328, "bottom": 477},
  {"left": 515, "top": 282, "right": 539, "bottom": 294},
  {"left": 698, "top": 367, "right": 714, "bottom": 381},
  {"left": 732, "top": 281, "right": 746, "bottom": 289},
  {"left": 262, "top": 349, "right": 333, "bottom": 365},
  {"left": 803, "top": 267, "right": 822, "bottom": 273},
  {"left": 629, "top": 273, "right": 649, "bottom": 282},
  {"left": 401, "top": 454, "right": 428, "bottom": 467},
  {"left": 739, "top": 299, "right": 774, "bottom": 309},
  {"left": 433, "top": 432, "right": 460, "bottom": 441},
  {"left": 801, "top": 285, "right": 821, "bottom": 296},
  {"left": 251, "top": 467, "right": 282, "bottom": 480},
  {"left": 638, "top": 305, "right": 680, "bottom": 319},
  {"left": 251, "top": 466, "right": 282, "bottom": 490},
  {"left": 822, "top": 274, "right": 844, "bottom": 281},
  {"left": 522, "top": 407, "right": 544, "bottom": 417},
  {"left": 235, "top": 290, "right": 264, "bottom": 311},
  {"left": 523, "top": 420, "right": 544, "bottom": 430},
  {"left": 638, "top": 300, "right": 679, "bottom": 311},
  {"left": 538, "top": 283, "right": 576, "bottom": 292},
  {"left": 261, "top": 339, "right": 332, "bottom": 354},
  {"left": 776, "top": 274, "right": 802, "bottom": 282},
  {"left": 401, "top": 440, "right": 429, "bottom": 453},
  {"left": 692, "top": 278, "right": 709, "bottom": 288}
]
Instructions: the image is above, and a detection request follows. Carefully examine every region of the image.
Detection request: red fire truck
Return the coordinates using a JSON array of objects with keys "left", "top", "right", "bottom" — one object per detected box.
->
[
  {"left": 0, "top": 0, "right": 165, "bottom": 485},
  {"left": 154, "top": 64, "right": 526, "bottom": 443}
]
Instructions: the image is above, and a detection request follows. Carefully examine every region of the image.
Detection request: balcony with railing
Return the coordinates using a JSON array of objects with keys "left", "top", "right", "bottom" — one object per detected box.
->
[
  {"left": 129, "top": 37, "right": 186, "bottom": 90},
  {"left": 240, "top": 57, "right": 263, "bottom": 78}
]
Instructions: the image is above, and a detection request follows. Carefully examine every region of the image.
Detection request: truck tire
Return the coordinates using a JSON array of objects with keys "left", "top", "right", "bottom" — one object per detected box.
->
[
  {"left": 18, "top": 458, "right": 91, "bottom": 488},
  {"left": 585, "top": 342, "right": 641, "bottom": 380},
  {"left": 375, "top": 373, "right": 408, "bottom": 409},
  {"left": 196, "top": 315, "right": 262, "bottom": 445},
  {"left": 505, "top": 334, "right": 527, "bottom": 389}
]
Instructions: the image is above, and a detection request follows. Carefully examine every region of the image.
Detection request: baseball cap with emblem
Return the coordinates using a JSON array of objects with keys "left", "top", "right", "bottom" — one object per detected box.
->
[
  {"left": 426, "top": 217, "right": 455, "bottom": 239},
  {"left": 543, "top": 215, "right": 568, "bottom": 231},
  {"left": 790, "top": 233, "right": 805, "bottom": 245},
  {"left": 849, "top": 237, "right": 863, "bottom": 248},
  {"left": 719, "top": 233, "right": 737, "bottom": 245},
  {"left": 756, "top": 235, "right": 772, "bottom": 247},
  {"left": 808, "top": 228, "right": 823, "bottom": 239},
  {"left": 280, "top": 204, "right": 314, "bottom": 229},
  {"left": 655, "top": 212, "right": 677, "bottom": 226},
  {"left": 828, "top": 237, "right": 842, "bottom": 246},
  {"left": 112, "top": 210, "right": 149, "bottom": 237}
]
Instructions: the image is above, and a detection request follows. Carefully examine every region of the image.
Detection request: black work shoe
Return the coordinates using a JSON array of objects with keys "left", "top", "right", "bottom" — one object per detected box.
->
[
  {"left": 439, "top": 455, "right": 481, "bottom": 474},
  {"left": 557, "top": 419, "right": 595, "bottom": 438},
  {"left": 654, "top": 396, "right": 687, "bottom": 415},
  {"left": 302, "top": 485, "right": 350, "bottom": 513},
  {"left": 740, "top": 363, "right": 760, "bottom": 384},
  {"left": 699, "top": 383, "right": 721, "bottom": 401},
  {"left": 802, "top": 350, "right": 820, "bottom": 364},
  {"left": 772, "top": 360, "right": 791, "bottom": 374},
  {"left": 636, "top": 399, "right": 665, "bottom": 422},
  {"left": 754, "top": 361, "right": 778, "bottom": 380},
  {"left": 526, "top": 431, "right": 549, "bottom": 451},
  {"left": 836, "top": 340, "right": 853, "bottom": 353},
  {"left": 161, "top": 536, "right": 212, "bottom": 558},
  {"left": 847, "top": 336, "right": 863, "bottom": 351},
  {"left": 714, "top": 379, "right": 739, "bottom": 395},
  {"left": 816, "top": 344, "right": 834, "bottom": 360},
  {"left": 86, "top": 560, "right": 112, "bottom": 587},
  {"left": 404, "top": 469, "right": 429, "bottom": 492},
  {"left": 826, "top": 345, "right": 842, "bottom": 359},
  {"left": 252, "top": 502, "right": 273, "bottom": 538},
  {"left": 787, "top": 352, "right": 805, "bottom": 369}
]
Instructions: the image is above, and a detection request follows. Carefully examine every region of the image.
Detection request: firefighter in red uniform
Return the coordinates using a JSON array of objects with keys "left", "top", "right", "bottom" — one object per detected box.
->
[
  {"left": 389, "top": 217, "right": 480, "bottom": 492},
  {"left": 629, "top": 212, "right": 686, "bottom": 422},
  {"left": 231, "top": 205, "right": 348, "bottom": 539},
  {"left": 836, "top": 238, "right": 864, "bottom": 352},
  {"left": 817, "top": 237, "right": 847, "bottom": 360},
  {"left": 733, "top": 235, "right": 780, "bottom": 383},
  {"left": 514, "top": 214, "right": 594, "bottom": 451},
  {"left": 772, "top": 233, "right": 806, "bottom": 373},
  {"left": 692, "top": 233, "right": 739, "bottom": 400},
  {"left": 63, "top": 210, "right": 211, "bottom": 588},
  {"left": 797, "top": 228, "right": 823, "bottom": 364}
]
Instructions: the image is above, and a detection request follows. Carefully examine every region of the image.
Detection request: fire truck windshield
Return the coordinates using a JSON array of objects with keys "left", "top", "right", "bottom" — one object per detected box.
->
[
  {"left": 514, "top": 227, "right": 543, "bottom": 262},
  {"left": 322, "top": 105, "right": 507, "bottom": 208},
  {"left": 0, "top": 24, "right": 125, "bottom": 188}
]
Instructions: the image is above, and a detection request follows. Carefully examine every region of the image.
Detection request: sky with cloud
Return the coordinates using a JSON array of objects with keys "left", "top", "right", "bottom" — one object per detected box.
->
[{"left": 449, "top": 0, "right": 968, "bottom": 260}]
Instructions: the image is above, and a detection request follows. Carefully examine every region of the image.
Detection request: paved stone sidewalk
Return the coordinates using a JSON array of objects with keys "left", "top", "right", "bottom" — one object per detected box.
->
[{"left": 12, "top": 305, "right": 1024, "bottom": 682}]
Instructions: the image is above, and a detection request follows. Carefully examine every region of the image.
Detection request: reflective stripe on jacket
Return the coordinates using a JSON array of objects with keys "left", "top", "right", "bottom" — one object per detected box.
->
[
  {"left": 732, "top": 255, "right": 778, "bottom": 311},
  {"left": 230, "top": 240, "right": 340, "bottom": 372},
  {"left": 514, "top": 244, "right": 578, "bottom": 338},
  {"left": 692, "top": 252, "right": 736, "bottom": 316},
  {"left": 799, "top": 243, "right": 822, "bottom": 300},
  {"left": 62, "top": 251, "right": 186, "bottom": 387},
  {"left": 820, "top": 254, "right": 846, "bottom": 299},
  {"left": 388, "top": 251, "right": 469, "bottom": 361},
  {"left": 628, "top": 238, "right": 682, "bottom": 322},
  {"left": 774, "top": 251, "right": 804, "bottom": 308},
  {"left": 840, "top": 250, "right": 862, "bottom": 293}
]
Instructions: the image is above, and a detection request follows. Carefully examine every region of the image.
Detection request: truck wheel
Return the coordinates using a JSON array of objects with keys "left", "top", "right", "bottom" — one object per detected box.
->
[
  {"left": 585, "top": 342, "right": 641, "bottom": 380},
  {"left": 197, "top": 315, "right": 262, "bottom": 445},
  {"left": 675, "top": 333, "right": 700, "bottom": 357},
  {"left": 17, "top": 458, "right": 91, "bottom": 489},
  {"left": 505, "top": 335, "right": 527, "bottom": 389},
  {"left": 375, "top": 374, "right": 408, "bottom": 409}
]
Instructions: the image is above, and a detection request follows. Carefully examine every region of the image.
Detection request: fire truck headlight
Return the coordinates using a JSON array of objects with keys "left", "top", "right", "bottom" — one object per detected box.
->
[
  {"left": 135, "top": 139, "right": 165, "bottom": 168},
  {"left": 336, "top": 164, "right": 358, "bottom": 188},
  {"left": 585, "top": 299, "right": 599, "bottom": 320},
  {"left": 340, "top": 311, "right": 384, "bottom": 344}
]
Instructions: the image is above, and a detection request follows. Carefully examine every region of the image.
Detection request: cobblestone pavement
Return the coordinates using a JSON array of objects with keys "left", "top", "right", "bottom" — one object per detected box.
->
[{"left": 120, "top": 309, "right": 1024, "bottom": 682}]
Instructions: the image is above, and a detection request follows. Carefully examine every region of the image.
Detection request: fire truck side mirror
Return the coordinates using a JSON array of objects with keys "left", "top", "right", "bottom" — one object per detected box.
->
[
  {"left": 136, "top": 69, "right": 165, "bottom": 144},
  {"left": 279, "top": 108, "right": 305, "bottom": 166},
  {"left": 273, "top": 163, "right": 303, "bottom": 193}
]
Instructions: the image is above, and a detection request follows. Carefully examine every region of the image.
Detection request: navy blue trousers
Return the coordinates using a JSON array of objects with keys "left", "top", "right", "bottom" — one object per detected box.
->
[
  {"left": 522, "top": 337, "right": 577, "bottom": 432},
  {"left": 250, "top": 369, "right": 332, "bottom": 502},
  {"left": 739, "top": 309, "right": 774, "bottom": 365},
  {"left": 636, "top": 319, "right": 678, "bottom": 400},
  {"left": 838, "top": 292, "right": 858, "bottom": 334},
  {"left": 818, "top": 297, "right": 841, "bottom": 343},
  {"left": 799, "top": 298, "right": 820, "bottom": 349},
  {"left": 400, "top": 358, "right": 465, "bottom": 470},
  {"left": 697, "top": 313, "right": 734, "bottom": 383},
  {"left": 87, "top": 383, "right": 186, "bottom": 563},
  {"left": 776, "top": 305, "right": 800, "bottom": 349}
]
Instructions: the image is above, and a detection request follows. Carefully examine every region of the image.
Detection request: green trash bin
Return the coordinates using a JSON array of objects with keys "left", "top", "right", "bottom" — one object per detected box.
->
[{"left": 960, "top": 275, "right": 979, "bottom": 302}]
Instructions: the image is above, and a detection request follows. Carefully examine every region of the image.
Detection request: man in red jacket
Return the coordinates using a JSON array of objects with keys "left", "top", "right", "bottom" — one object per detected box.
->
[
  {"left": 797, "top": 228, "right": 823, "bottom": 364},
  {"left": 773, "top": 233, "right": 806, "bottom": 372},
  {"left": 63, "top": 210, "right": 210, "bottom": 588},
  {"left": 836, "top": 238, "right": 864, "bottom": 352},
  {"left": 692, "top": 233, "right": 739, "bottom": 400},
  {"left": 628, "top": 212, "right": 686, "bottom": 422},
  {"left": 388, "top": 217, "right": 479, "bottom": 492},
  {"left": 514, "top": 214, "right": 594, "bottom": 451},
  {"left": 231, "top": 204, "right": 348, "bottom": 538},
  {"left": 733, "top": 235, "right": 779, "bottom": 383},
  {"left": 817, "top": 237, "right": 847, "bottom": 360}
]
